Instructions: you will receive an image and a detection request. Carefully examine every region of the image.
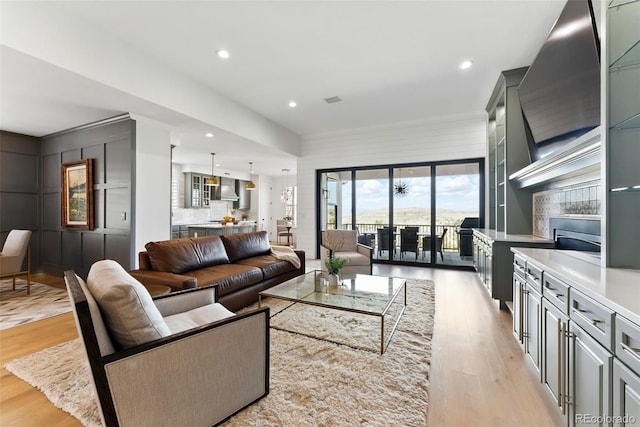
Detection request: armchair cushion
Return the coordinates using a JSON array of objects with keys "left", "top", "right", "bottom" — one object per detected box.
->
[
  {"left": 164, "top": 303, "right": 234, "bottom": 334},
  {"left": 323, "top": 230, "right": 357, "bottom": 252},
  {"left": 87, "top": 260, "right": 171, "bottom": 349}
]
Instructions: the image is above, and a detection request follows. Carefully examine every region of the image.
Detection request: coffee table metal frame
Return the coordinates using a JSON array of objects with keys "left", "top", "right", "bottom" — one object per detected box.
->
[{"left": 259, "top": 270, "right": 406, "bottom": 354}]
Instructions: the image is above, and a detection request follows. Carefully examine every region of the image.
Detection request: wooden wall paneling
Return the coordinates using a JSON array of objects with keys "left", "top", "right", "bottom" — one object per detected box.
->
[
  {"left": 60, "top": 231, "right": 82, "bottom": 270},
  {"left": 39, "top": 116, "right": 134, "bottom": 275},
  {"left": 105, "top": 187, "right": 130, "bottom": 230},
  {"left": 41, "top": 231, "right": 61, "bottom": 266},
  {"left": 42, "top": 193, "right": 60, "bottom": 229},
  {"left": 104, "top": 234, "right": 130, "bottom": 268},
  {"left": 42, "top": 153, "right": 61, "bottom": 193},
  {"left": 61, "top": 149, "right": 82, "bottom": 164},
  {"left": 0, "top": 151, "right": 39, "bottom": 193},
  {"left": 105, "top": 138, "right": 131, "bottom": 184},
  {"left": 81, "top": 232, "right": 104, "bottom": 271},
  {"left": 83, "top": 143, "right": 105, "bottom": 185},
  {"left": 0, "top": 193, "right": 38, "bottom": 230}
]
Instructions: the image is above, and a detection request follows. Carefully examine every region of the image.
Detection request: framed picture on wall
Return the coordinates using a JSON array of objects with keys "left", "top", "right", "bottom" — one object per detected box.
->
[{"left": 62, "top": 158, "right": 94, "bottom": 230}]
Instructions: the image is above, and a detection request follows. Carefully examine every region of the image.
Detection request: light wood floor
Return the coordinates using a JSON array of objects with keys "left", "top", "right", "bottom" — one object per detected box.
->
[{"left": 0, "top": 266, "right": 563, "bottom": 426}]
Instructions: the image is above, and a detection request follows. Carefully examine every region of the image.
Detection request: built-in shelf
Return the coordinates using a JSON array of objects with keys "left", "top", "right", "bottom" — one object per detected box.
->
[{"left": 509, "top": 127, "right": 601, "bottom": 189}]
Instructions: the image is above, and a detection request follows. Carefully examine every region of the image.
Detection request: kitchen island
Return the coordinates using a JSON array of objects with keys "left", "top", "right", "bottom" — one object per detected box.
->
[{"left": 187, "top": 222, "right": 256, "bottom": 237}]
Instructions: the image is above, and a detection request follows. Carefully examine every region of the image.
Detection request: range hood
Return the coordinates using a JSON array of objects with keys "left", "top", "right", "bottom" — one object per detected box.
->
[{"left": 219, "top": 177, "right": 239, "bottom": 201}]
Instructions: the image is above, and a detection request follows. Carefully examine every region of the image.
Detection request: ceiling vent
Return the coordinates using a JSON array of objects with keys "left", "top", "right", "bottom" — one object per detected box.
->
[{"left": 324, "top": 96, "right": 342, "bottom": 104}]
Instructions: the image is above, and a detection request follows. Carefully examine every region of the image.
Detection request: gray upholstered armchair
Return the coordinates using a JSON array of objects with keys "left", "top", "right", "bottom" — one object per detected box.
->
[
  {"left": 65, "top": 260, "right": 269, "bottom": 427},
  {"left": 0, "top": 230, "right": 32, "bottom": 294},
  {"left": 320, "top": 229, "right": 372, "bottom": 275}
]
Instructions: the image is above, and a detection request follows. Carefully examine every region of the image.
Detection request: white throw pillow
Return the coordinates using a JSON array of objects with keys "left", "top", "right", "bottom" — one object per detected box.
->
[{"left": 87, "top": 260, "right": 171, "bottom": 348}]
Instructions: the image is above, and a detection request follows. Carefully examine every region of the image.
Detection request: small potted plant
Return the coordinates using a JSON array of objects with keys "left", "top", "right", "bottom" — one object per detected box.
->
[
  {"left": 283, "top": 215, "right": 293, "bottom": 226},
  {"left": 325, "top": 251, "right": 346, "bottom": 286}
]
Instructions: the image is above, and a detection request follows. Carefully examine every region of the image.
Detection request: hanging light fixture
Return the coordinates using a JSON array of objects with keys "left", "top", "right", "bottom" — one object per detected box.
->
[
  {"left": 280, "top": 168, "right": 292, "bottom": 203},
  {"left": 246, "top": 161, "right": 256, "bottom": 190},
  {"left": 394, "top": 168, "right": 409, "bottom": 197},
  {"left": 205, "top": 153, "right": 219, "bottom": 187}
]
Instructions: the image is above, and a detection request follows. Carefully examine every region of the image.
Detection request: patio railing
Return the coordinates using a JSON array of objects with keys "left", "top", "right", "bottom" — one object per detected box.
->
[{"left": 327, "top": 222, "right": 462, "bottom": 252}]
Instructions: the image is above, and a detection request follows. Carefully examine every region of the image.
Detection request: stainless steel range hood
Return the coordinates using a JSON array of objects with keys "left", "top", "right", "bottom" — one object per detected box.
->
[{"left": 219, "top": 177, "right": 239, "bottom": 201}]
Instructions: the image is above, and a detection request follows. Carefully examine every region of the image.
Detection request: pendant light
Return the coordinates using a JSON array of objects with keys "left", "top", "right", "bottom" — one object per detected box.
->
[
  {"left": 280, "top": 168, "right": 292, "bottom": 203},
  {"left": 205, "top": 153, "right": 219, "bottom": 187},
  {"left": 246, "top": 161, "right": 256, "bottom": 190}
]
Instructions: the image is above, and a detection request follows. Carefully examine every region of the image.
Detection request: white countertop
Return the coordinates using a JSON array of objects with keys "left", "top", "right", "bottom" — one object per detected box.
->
[
  {"left": 512, "top": 247, "right": 640, "bottom": 325},
  {"left": 474, "top": 228, "right": 554, "bottom": 244}
]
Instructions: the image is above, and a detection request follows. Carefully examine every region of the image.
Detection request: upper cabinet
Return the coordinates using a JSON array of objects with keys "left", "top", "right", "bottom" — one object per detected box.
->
[
  {"left": 184, "top": 172, "right": 211, "bottom": 208},
  {"left": 485, "top": 68, "right": 535, "bottom": 234},
  {"left": 605, "top": 0, "right": 640, "bottom": 268}
]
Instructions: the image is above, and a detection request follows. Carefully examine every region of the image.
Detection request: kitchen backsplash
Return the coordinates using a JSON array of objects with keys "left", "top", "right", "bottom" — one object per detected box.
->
[{"left": 533, "top": 182, "right": 601, "bottom": 238}]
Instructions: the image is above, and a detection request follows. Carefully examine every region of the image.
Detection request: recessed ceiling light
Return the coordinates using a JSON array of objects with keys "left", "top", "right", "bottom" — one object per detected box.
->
[
  {"left": 205, "top": 132, "right": 214, "bottom": 138},
  {"left": 288, "top": 101, "right": 297, "bottom": 108},
  {"left": 216, "top": 49, "right": 230, "bottom": 59},
  {"left": 459, "top": 60, "right": 474, "bottom": 70}
]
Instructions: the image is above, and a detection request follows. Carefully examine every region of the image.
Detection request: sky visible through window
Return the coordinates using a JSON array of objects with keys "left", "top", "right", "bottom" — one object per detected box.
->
[{"left": 345, "top": 174, "right": 479, "bottom": 214}]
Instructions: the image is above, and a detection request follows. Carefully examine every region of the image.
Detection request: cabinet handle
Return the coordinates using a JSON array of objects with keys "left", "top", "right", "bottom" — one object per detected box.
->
[
  {"left": 557, "top": 320, "right": 563, "bottom": 409},
  {"left": 571, "top": 307, "right": 603, "bottom": 325},
  {"left": 620, "top": 342, "right": 640, "bottom": 361}
]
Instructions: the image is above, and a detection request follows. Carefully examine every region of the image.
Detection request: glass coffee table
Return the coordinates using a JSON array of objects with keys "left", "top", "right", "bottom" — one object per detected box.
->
[{"left": 259, "top": 270, "right": 406, "bottom": 354}]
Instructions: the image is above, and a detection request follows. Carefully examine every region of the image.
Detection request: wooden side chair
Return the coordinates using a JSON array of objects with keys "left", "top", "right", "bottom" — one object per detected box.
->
[{"left": 0, "top": 230, "right": 32, "bottom": 294}]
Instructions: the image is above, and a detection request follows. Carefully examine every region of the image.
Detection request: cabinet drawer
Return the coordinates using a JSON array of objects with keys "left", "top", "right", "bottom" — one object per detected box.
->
[
  {"left": 616, "top": 315, "right": 640, "bottom": 376},
  {"left": 570, "top": 288, "right": 615, "bottom": 352},
  {"left": 542, "top": 272, "right": 569, "bottom": 314},
  {"left": 525, "top": 261, "right": 543, "bottom": 294},
  {"left": 513, "top": 254, "right": 526, "bottom": 278}
]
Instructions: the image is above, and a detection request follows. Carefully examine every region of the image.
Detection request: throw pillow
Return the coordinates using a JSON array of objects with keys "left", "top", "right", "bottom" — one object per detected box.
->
[{"left": 87, "top": 259, "right": 171, "bottom": 348}]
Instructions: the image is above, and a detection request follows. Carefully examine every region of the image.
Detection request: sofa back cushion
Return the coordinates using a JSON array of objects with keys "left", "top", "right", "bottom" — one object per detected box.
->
[
  {"left": 221, "top": 231, "right": 271, "bottom": 262},
  {"left": 87, "top": 259, "right": 171, "bottom": 349},
  {"left": 145, "top": 236, "right": 229, "bottom": 273}
]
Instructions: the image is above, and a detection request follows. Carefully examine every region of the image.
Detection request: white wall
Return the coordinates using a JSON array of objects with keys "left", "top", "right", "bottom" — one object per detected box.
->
[
  {"left": 133, "top": 117, "right": 173, "bottom": 265},
  {"left": 295, "top": 113, "right": 487, "bottom": 257}
]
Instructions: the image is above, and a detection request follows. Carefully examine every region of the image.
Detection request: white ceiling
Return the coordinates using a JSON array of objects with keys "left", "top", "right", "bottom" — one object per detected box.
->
[{"left": 0, "top": 1, "right": 568, "bottom": 177}]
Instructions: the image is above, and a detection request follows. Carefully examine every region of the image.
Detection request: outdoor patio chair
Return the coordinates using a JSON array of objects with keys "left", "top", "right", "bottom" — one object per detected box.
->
[
  {"left": 422, "top": 228, "right": 448, "bottom": 261},
  {"left": 400, "top": 227, "right": 419, "bottom": 260},
  {"left": 376, "top": 227, "right": 396, "bottom": 257},
  {"left": 65, "top": 259, "right": 269, "bottom": 427}
]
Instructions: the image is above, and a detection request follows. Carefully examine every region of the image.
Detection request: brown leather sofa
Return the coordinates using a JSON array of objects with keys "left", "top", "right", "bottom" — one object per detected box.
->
[{"left": 129, "top": 231, "right": 305, "bottom": 311}]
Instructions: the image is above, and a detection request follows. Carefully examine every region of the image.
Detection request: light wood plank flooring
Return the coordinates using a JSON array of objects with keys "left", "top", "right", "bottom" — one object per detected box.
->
[{"left": 0, "top": 265, "right": 563, "bottom": 426}]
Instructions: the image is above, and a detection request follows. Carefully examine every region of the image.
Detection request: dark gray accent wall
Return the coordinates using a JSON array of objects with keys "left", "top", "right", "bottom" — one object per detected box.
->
[
  {"left": 40, "top": 117, "right": 135, "bottom": 277},
  {"left": 0, "top": 131, "right": 41, "bottom": 269}
]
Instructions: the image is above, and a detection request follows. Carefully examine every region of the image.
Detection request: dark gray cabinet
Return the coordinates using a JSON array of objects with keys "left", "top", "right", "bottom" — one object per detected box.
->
[
  {"left": 605, "top": 0, "right": 640, "bottom": 269},
  {"left": 568, "top": 322, "right": 613, "bottom": 427},
  {"left": 541, "top": 298, "right": 569, "bottom": 413},
  {"left": 473, "top": 229, "right": 553, "bottom": 309},
  {"left": 485, "top": 68, "right": 534, "bottom": 234},
  {"left": 525, "top": 282, "right": 542, "bottom": 374},
  {"left": 612, "top": 359, "right": 640, "bottom": 425},
  {"left": 184, "top": 173, "right": 211, "bottom": 207}
]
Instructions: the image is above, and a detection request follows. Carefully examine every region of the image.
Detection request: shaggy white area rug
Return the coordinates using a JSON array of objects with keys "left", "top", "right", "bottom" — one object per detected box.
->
[
  {"left": 0, "top": 279, "right": 71, "bottom": 330},
  {"left": 4, "top": 278, "right": 434, "bottom": 427}
]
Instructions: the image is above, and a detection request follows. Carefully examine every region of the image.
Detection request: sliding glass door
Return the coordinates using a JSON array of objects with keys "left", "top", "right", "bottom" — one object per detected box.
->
[{"left": 318, "top": 159, "right": 483, "bottom": 269}]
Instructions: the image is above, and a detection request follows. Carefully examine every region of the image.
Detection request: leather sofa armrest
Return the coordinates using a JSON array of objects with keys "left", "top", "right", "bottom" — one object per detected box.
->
[
  {"left": 294, "top": 250, "right": 306, "bottom": 272},
  {"left": 128, "top": 269, "right": 197, "bottom": 291}
]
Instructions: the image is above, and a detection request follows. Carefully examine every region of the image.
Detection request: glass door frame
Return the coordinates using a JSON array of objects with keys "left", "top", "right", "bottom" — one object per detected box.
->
[{"left": 316, "top": 157, "right": 485, "bottom": 270}]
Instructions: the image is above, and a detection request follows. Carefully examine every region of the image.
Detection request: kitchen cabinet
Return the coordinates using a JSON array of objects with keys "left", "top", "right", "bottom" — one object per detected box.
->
[
  {"left": 184, "top": 173, "right": 211, "bottom": 208},
  {"left": 171, "top": 225, "right": 189, "bottom": 240},
  {"left": 473, "top": 229, "right": 553, "bottom": 309},
  {"left": 568, "top": 321, "right": 613, "bottom": 427},
  {"left": 524, "top": 281, "right": 542, "bottom": 374},
  {"left": 511, "top": 248, "right": 640, "bottom": 426},
  {"left": 485, "top": 68, "right": 534, "bottom": 234}
]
